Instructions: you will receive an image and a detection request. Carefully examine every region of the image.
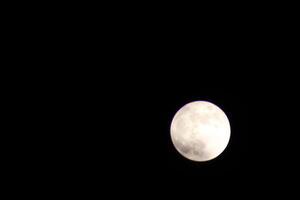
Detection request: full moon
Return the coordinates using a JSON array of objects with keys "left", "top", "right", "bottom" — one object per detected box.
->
[{"left": 170, "top": 101, "right": 231, "bottom": 162}]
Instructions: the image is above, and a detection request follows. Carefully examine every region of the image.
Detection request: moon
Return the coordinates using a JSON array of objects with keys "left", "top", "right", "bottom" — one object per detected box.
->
[{"left": 170, "top": 101, "right": 231, "bottom": 162}]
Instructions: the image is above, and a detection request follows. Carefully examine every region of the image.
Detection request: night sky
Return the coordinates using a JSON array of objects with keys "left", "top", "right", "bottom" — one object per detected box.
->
[
  {"left": 12, "top": 7, "right": 299, "bottom": 197},
  {"left": 34, "top": 37, "right": 295, "bottom": 198},
  {"left": 64, "top": 57, "right": 297, "bottom": 196}
]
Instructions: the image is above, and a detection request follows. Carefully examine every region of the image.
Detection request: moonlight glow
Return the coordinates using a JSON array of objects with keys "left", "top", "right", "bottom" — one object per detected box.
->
[{"left": 170, "top": 101, "right": 231, "bottom": 162}]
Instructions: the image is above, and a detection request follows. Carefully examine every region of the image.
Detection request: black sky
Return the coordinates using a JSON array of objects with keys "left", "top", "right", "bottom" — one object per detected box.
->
[
  {"left": 11, "top": 6, "right": 299, "bottom": 197},
  {"left": 61, "top": 57, "right": 298, "bottom": 195}
]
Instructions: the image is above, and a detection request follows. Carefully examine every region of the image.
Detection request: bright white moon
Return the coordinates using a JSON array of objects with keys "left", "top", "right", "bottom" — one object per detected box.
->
[{"left": 170, "top": 101, "right": 231, "bottom": 162}]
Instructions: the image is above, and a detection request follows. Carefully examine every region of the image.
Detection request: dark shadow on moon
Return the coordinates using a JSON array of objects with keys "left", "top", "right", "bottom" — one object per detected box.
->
[
  {"left": 173, "top": 138, "right": 210, "bottom": 160},
  {"left": 190, "top": 140, "right": 209, "bottom": 159},
  {"left": 173, "top": 139, "right": 191, "bottom": 154}
]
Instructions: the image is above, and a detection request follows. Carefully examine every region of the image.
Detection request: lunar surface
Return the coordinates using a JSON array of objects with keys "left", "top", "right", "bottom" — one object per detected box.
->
[{"left": 170, "top": 101, "right": 231, "bottom": 162}]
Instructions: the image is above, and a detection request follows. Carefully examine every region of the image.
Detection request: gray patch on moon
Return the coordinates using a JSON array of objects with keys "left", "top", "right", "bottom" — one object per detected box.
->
[
  {"left": 173, "top": 137, "right": 210, "bottom": 160},
  {"left": 190, "top": 139, "right": 208, "bottom": 159},
  {"left": 173, "top": 139, "right": 191, "bottom": 154}
]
